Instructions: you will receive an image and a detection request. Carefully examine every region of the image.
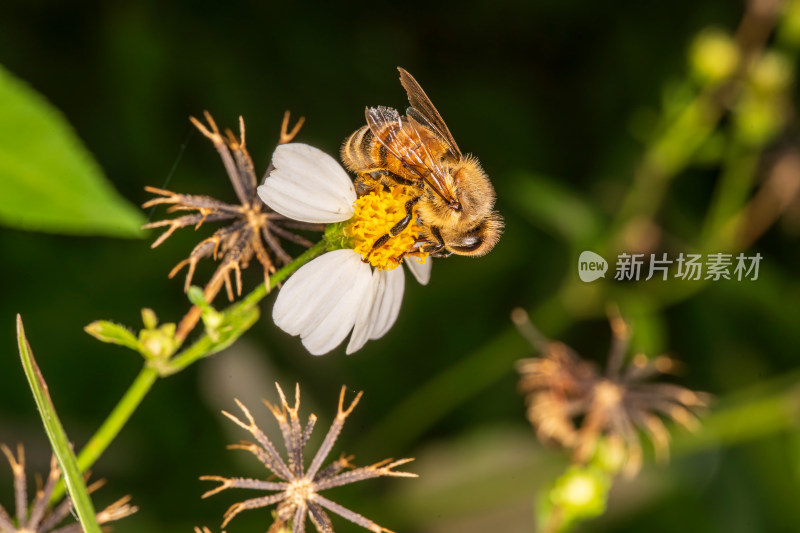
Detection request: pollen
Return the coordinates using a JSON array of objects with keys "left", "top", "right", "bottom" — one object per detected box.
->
[{"left": 346, "top": 186, "right": 429, "bottom": 270}]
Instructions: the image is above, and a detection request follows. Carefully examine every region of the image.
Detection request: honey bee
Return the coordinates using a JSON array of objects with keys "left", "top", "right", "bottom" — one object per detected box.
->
[{"left": 341, "top": 67, "right": 502, "bottom": 258}]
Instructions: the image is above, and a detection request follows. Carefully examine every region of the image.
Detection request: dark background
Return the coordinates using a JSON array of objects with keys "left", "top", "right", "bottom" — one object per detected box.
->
[{"left": 1, "top": 1, "right": 799, "bottom": 532}]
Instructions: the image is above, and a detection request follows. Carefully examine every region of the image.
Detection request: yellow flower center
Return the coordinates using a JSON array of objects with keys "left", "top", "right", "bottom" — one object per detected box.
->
[{"left": 345, "top": 186, "right": 429, "bottom": 270}]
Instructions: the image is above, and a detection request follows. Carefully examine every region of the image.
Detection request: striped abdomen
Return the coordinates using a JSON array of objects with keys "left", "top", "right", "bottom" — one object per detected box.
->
[{"left": 341, "top": 125, "right": 382, "bottom": 173}]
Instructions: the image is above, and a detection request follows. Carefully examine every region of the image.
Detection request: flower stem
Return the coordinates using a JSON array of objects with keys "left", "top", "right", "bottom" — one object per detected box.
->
[
  {"left": 80, "top": 366, "right": 159, "bottom": 471},
  {"left": 174, "top": 274, "right": 227, "bottom": 343},
  {"left": 50, "top": 238, "right": 329, "bottom": 504},
  {"left": 361, "top": 3, "right": 786, "bottom": 458},
  {"left": 159, "top": 335, "right": 217, "bottom": 376},
  {"left": 240, "top": 239, "right": 329, "bottom": 308},
  {"left": 49, "top": 366, "right": 158, "bottom": 505}
]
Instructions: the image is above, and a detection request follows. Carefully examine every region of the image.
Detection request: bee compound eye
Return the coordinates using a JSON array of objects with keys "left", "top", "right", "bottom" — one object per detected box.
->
[{"left": 451, "top": 234, "right": 482, "bottom": 253}]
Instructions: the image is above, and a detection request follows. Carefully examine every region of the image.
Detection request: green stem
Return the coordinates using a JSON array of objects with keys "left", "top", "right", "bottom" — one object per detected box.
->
[
  {"left": 48, "top": 366, "right": 158, "bottom": 504},
  {"left": 163, "top": 239, "right": 328, "bottom": 374},
  {"left": 160, "top": 336, "right": 216, "bottom": 376},
  {"left": 360, "top": 327, "right": 532, "bottom": 453},
  {"left": 384, "top": 373, "right": 800, "bottom": 532},
  {"left": 361, "top": 37, "right": 758, "bottom": 457},
  {"left": 77, "top": 367, "right": 159, "bottom": 472},
  {"left": 50, "top": 238, "right": 329, "bottom": 503},
  {"left": 701, "top": 139, "right": 760, "bottom": 249},
  {"left": 242, "top": 239, "right": 329, "bottom": 309},
  {"left": 614, "top": 87, "right": 723, "bottom": 232},
  {"left": 673, "top": 369, "right": 800, "bottom": 454}
]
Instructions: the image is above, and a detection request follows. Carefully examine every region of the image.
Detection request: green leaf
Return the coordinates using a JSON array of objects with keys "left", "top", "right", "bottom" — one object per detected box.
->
[
  {"left": 16, "top": 315, "right": 103, "bottom": 533},
  {"left": 85, "top": 320, "right": 143, "bottom": 352},
  {"left": 187, "top": 285, "right": 208, "bottom": 307},
  {"left": 0, "top": 64, "right": 144, "bottom": 237}
]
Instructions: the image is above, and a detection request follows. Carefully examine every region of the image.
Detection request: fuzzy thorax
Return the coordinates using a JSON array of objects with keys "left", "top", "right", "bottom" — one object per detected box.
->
[
  {"left": 345, "top": 186, "right": 429, "bottom": 270},
  {"left": 416, "top": 154, "right": 496, "bottom": 231}
]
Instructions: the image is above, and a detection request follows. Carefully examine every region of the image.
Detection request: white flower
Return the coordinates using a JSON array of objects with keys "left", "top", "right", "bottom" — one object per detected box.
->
[{"left": 257, "top": 143, "right": 431, "bottom": 355}]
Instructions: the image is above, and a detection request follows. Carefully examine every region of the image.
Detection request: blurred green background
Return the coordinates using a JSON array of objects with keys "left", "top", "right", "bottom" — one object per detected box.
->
[{"left": 1, "top": 1, "right": 800, "bottom": 532}]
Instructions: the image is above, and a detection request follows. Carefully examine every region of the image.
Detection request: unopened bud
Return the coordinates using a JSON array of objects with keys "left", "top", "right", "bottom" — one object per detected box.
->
[
  {"left": 750, "top": 51, "right": 793, "bottom": 95},
  {"left": 139, "top": 321, "right": 177, "bottom": 360},
  {"left": 689, "top": 29, "right": 739, "bottom": 83},
  {"left": 550, "top": 466, "right": 610, "bottom": 519},
  {"left": 141, "top": 308, "right": 158, "bottom": 330},
  {"left": 734, "top": 94, "right": 783, "bottom": 146}
]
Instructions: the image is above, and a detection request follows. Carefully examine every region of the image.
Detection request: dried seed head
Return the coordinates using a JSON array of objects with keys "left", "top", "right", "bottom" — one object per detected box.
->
[
  {"left": 144, "top": 112, "right": 324, "bottom": 302},
  {"left": 0, "top": 443, "right": 137, "bottom": 532},
  {"left": 201, "top": 383, "right": 417, "bottom": 532},
  {"left": 514, "top": 310, "right": 711, "bottom": 477}
]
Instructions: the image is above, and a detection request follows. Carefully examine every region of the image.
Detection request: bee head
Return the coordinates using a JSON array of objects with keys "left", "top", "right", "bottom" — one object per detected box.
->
[{"left": 441, "top": 211, "right": 504, "bottom": 257}]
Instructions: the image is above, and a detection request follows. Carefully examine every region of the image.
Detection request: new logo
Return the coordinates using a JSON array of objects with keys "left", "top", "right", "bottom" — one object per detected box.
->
[{"left": 578, "top": 251, "right": 608, "bottom": 282}]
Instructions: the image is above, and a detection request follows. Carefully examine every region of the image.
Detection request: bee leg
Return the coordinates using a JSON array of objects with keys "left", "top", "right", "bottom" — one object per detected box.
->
[
  {"left": 365, "top": 169, "right": 419, "bottom": 187},
  {"left": 420, "top": 226, "right": 447, "bottom": 255},
  {"left": 421, "top": 244, "right": 448, "bottom": 255},
  {"left": 365, "top": 197, "right": 421, "bottom": 260},
  {"left": 354, "top": 173, "right": 378, "bottom": 196},
  {"left": 365, "top": 234, "right": 392, "bottom": 260},
  {"left": 355, "top": 169, "right": 417, "bottom": 196},
  {"left": 355, "top": 181, "right": 372, "bottom": 197},
  {"left": 390, "top": 196, "right": 421, "bottom": 234}
]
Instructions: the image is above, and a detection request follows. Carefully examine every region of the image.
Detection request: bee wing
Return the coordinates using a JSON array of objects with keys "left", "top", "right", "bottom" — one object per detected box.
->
[
  {"left": 365, "top": 106, "right": 457, "bottom": 206},
  {"left": 398, "top": 67, "right": 462, "bottom": 158}
]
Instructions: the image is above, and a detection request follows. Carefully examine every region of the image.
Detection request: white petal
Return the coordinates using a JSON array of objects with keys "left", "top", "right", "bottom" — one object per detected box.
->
[
  {"left": 405, "top": 256, "right": 432, "bottom": 285},
  {"left": 346, "top": 267, "right": 405, "bottom": 354},
  {"left": 272, "top": 250, "right": 367, "bottom": 352},
  {"left": 345, "top": 269, "right": 382, "bottom": 354},
  {"left": 368, "top": 267, "right": 405, "bottom": 340},
  {"left": 257, "top": 143, "right": 356, "bottom": 223},
  {"left": 300, "top": 258, "right": 372, "bottom": 355}
]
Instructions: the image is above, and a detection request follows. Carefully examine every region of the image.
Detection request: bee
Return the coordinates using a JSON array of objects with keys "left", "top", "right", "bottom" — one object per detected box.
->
[{"left": 341, "top": 67, "right": 503, "bottom": 258}]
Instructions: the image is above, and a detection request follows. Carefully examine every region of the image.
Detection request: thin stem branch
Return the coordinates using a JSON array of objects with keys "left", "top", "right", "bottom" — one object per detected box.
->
[
  {"left": 49, "top": 366, "right": 158, "bottom": 505},
  {"left": 50, "top": 238, "right": 329, "bottom": 504},
  {"left": 361, "top": 0, "right": 786, "bottom": 463},
  {"left": 613, "top": 0, "right": 779, "bottom": 242},
  {"left": 175, "top": 273, "right": 227, "bottom": 344}
]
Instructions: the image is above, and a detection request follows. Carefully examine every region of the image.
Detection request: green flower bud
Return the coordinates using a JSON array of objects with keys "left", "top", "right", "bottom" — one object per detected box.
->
[
  {"left": 734, "top": 94, "right": 783, "bottom": 146},
  {"left": 750, "top": 51, "right": 793, "bottom": 95},
  {"left": 139, "top": 328, "right": 175, "bottom": 360},
  {"left": 141, "top": 308, "right": 158, "bottom": 330},
  {"left": 689, "top": 29, "right": 739, "bottom": 84},
  {"left": 550, "top": 466, "right": 611, "bottom": 520}
]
